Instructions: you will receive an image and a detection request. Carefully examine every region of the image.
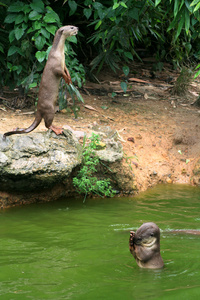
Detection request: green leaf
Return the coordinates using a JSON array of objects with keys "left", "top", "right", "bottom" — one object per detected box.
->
[
  {"left": 40, "top": 28, "right": 50, "bottom": 39},
  {"left": 30, "top": 0, "right": 44, "bottom": 13},
  {"left": 155, "top": 0, "right": 162, "bottom": 6},
  {"left": 68, "top": 0, "right": 77, "bottom": 16},
  {"left": 120, "top": 81, "right": 127, "bottom": 93},
  {"left": 22, "top": 22, "right": 28, "bottom": 30},
  {"left": 9, "top": 30, "right": 15, "bottom": 43},
  {"left": 23, "top": 5, "right": 31, "bottom": 14},
  {"left": 44, "top": 14, "right": 56, "bottom": 23},
  {"left": 93, "top": 2, "right": 103, "bottom": 10},
  {"left": 44, "top": 9, "right": 60, "bottom": 23},
  {"left": 35, "top": 35, "right": 46, "bottom": 50},
  {"left": 84, "top": 8, "right": 92, "bottom": 19},
  {"left": 35, "top": 50, "right": 46, "bottom": 62},
  {"left": 15, "top": 13, "right": 25, "bottom": 25},
  {"left": 16, "top": 65, "right": 22, "bottom": 74},
  {"left": 124, "top": 52, "right": 133, "bottom": 60},
  {"left": 113, "top": 3, "right": 119, "bottom": 10},
  {"left": 174, "top": 0, "right": 180, "bottom": 17},
  {"left": 7, "top": 46, "right": 23, "bottom": 57},
  {"left": 193, "top": 2, "right": 200, "bottom": 11},
  {"left": 46, "top": 25, "right": 57, "bottom": 35},
  {"left": 195, "top": 63, "right": 200, "bottom": 70},
  {"left": 123, "top": 65, "right": 129, "bottom": 77},
  {"left": 8, "top": 46, "right": 18, "bottom": 56},
  {"left": 7, "top": 2, "right": 24, "bottom": 12},
  {"left": 29, "top": 11, "right": 42, "bottom": 21},
  {"left": 185, "top": 8, "right": 190, "bottom": 33},
  {"left": 95, "top": 20, "right": 102, "bottom": 30},
  {"left": 128, "top": 8, "right": 139, "bottom": 21},
  {"left": 69, "top": 83, "right": 84, "bottom": 103},
  {"left": 84, "top": 0, "right": 93, "bottom": 5},
  {"left": 120, "top": 2, "right": 128, "bottom": 8},
  {"left": 194, "top": 65, "right": 200, "bottom": 78},
  {"left": 4, "top": 14, "right": 17, "bottom": 24},
  {"left": 21, "top": 39, "right": 29, "bottom": 53},
  {"left": 0, "top": 45, "right": 4, "bottom": 53},
  {"left": 29, "top": 82, "right": 37, "bottom": 88},
  {"left": 12, "top": 66, "right": 20, "bottom": 72},
  {"left": 190, "top": 0, "right": 200, "bottom": 7},
  {"left": 14, "top": 27, "right": 25, "bottom": 40},
  {"left": 185, "top": 42, "right": 192, "bottom": 54},
  {"left": 194, "top": 70, "right": 200, "bottom": 78},
  {"left": 67, "top": 35, "right": 77, "bottom": 43},
  {"left": 33, "top": 21, "right": 42, "bottom": 30},
  {"left": 174, "top": 12, "right": 185, "bottom": 40}
]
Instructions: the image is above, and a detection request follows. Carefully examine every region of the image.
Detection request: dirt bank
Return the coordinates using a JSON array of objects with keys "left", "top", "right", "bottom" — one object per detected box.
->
[{"left": 1, "top": 63, "right": 200, "bottom": 193}]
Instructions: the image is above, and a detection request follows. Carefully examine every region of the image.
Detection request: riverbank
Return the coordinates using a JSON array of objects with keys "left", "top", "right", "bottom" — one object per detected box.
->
[{"left": 1, "top": 62, "right": 200, "bottom": 198}]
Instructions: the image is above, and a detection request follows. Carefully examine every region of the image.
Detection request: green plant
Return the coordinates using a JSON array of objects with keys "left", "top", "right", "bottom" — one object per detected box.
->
[
  {"left": 120, "top": 65, "right": 129, "bottom": 93},
  {"left": 59, "top": 80, "right": 84, "bottom": 118},
  {"left": 4, "top": 0, "right": 60, "bottom": 91},
  {"left": 87, "top": 0, "right": 167, "bottom": 73},
  {"left": 155, "top": 0, "right": 200, "bottom": 66},
  {"left": 73, "top": 133, "right": 116, "bottom": 202},
  {"left": 3, "top": 0, "right": 85, "bottom": 94},
  {"left": 61, "top": 0, "right": 200, "bottom": 74},
  {"left": 123, "top": 151, "right": 138, "bottom": 171}
]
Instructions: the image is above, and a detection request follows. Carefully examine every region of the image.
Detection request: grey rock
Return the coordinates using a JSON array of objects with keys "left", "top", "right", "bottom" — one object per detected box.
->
[
  {"left": 0, "top": 126, "right": 124, "bottom": 195},
  {"left": 0, "top": 130, "right": 82, "bottom": 191}
]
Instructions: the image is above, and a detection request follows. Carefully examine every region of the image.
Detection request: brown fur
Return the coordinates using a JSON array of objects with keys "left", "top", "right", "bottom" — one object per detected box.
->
[
  {"left": 3, "top": 25, "right": 78, "bottom": 139},
  {"left": 129, "top": 222, "right": 164, "bottom": 269}
]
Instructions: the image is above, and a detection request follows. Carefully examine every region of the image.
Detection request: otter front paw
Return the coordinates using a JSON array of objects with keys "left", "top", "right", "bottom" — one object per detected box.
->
[{"left": 129, "top": 231, "right": 135, "bottom": 252}]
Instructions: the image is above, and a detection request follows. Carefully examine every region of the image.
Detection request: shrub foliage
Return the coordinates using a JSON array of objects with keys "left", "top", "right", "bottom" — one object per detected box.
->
[{"left": 1, "top": 0, "right": 200, "bottom": 92}]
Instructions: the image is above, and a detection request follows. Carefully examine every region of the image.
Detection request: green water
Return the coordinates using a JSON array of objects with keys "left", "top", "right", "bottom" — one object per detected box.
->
[{"left": 0, "top": 185, "right": 200, "bottom": 300}]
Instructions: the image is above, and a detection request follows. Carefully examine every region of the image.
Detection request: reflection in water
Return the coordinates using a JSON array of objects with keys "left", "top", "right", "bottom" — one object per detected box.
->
[{"left": 0, "top": 184, "right": 200, "bottom": 299}]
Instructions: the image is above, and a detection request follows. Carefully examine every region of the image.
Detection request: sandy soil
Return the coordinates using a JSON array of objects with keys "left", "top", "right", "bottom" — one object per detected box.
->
[{"left": 1, "top": 62, "right": 200, "bottom": 193}]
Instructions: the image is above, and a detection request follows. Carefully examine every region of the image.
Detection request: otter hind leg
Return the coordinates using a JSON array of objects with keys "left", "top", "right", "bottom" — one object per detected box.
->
[
  {"left": 44, "top": 114, "right": 63, "bottom": 135},
  {"left": 49, "top": 124, "right": 63, "bottom": 135}
]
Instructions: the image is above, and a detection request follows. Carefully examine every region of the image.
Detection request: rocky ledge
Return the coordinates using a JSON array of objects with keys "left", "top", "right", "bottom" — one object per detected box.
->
[{"left": 0, "top": 126, "right": 136, "bottom": 208}]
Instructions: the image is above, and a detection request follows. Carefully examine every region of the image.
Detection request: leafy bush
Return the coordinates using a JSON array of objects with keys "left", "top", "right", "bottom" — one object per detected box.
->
[
  {"left": 1, "top": 0, "right": 85, "bottom": 93},
  {"left": 73, "top": 133, "right": 116, "bottom": 202},
  {"left": 155, "top": 0, "right": 200, "bottom": 66},
  {"left": 63, "top": 0, "right": 200, "bottom": 72},
  {"left": 2, "top": 0, "right": 200, "bottom": 94}
]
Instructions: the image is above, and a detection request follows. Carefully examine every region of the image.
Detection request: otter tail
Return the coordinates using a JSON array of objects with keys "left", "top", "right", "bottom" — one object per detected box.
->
[{"left": 3, "top": 114, "right": 42, "bottom": 140}]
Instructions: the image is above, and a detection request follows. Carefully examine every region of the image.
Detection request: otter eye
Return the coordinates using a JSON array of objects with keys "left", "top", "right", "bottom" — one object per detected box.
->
[
  {"left": 70, "top": 26, "right": 74, "bottom": 30},
  {"left": 150, "top": 233, "right": 154, "bottom": 237}
]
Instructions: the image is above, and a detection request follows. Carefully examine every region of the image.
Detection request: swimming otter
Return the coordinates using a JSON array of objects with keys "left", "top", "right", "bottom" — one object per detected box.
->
[
  {"left": 129, "top": 222, "right": 164, "bottom": 269},
  {"left": 3, "top": 25, "right": 78, "bottom": 139}
]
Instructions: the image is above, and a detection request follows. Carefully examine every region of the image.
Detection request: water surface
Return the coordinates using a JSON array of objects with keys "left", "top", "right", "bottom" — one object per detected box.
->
[{"left": 0, "top": 185, "right": 200, "bottom": 299}]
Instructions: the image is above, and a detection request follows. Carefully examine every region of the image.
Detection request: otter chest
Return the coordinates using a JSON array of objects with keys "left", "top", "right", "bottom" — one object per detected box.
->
[{"left": 53, "top": 50, "right": 65, "bottom": 71}]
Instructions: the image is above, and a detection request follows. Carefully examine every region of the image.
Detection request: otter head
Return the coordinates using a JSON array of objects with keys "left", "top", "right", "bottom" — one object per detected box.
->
[
  {"left": 129, "top": 222, "right": 164, "bottom": 269},
  {"left": 59, "top": 25, "right": 79, "bottom": 37},
  {"left": 135, "top": 222, "right": 160, "bottom": 248}
]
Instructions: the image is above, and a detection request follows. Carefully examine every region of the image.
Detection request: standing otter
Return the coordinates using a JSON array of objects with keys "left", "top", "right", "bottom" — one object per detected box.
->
[
  {"left": 129, "top": 222, "right": 164, "bottom": 269},
  {"left": 3, "top": 25, "right": 78, "bottom": 140}
]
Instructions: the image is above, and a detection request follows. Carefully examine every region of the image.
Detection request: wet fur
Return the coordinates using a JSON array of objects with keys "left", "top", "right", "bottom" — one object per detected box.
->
[{"left": 129, "top": 222, "right": 164, "bottom": 269}]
